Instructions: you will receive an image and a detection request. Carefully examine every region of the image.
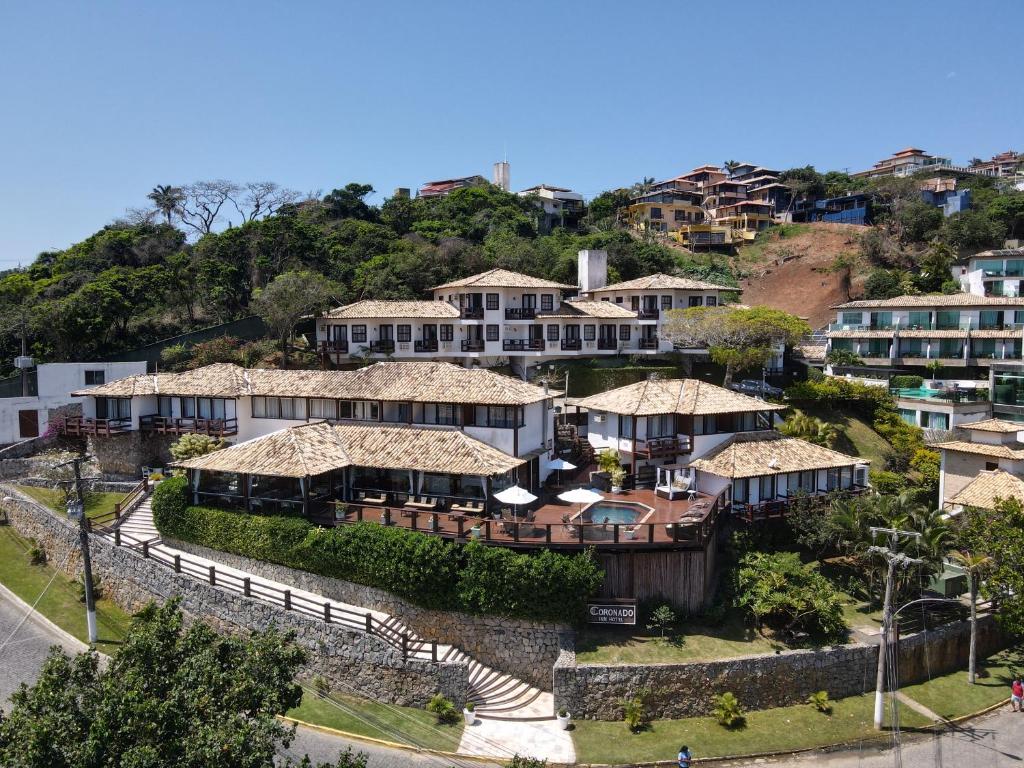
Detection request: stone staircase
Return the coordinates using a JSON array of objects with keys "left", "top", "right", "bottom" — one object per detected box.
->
[{"left": 103, "top": 501, "right": 550, "bottom": 719}]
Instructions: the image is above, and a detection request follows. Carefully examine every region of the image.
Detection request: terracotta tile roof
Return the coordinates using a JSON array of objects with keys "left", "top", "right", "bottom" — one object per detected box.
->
[
  {"left": 898, "top": 330, "right": 968, "bottom": 338},
  {"left": 537, "top": 300, "right": 637, "bottom": 319},
  {"left": 74, "top": 362, "right": 549, "bottom": 406},
  {"left": 586, "top": 273, "right": 734, "bottom": 293},
  {"left": 834, "top": 294, "right": 1024, "bottom": 309},
  {"left": 949, "top": 470, "right": 1024, "bottom": 510},
  {"left": 173, "top": 422, "right": 523, "bottom": 478},
  {"left": 687, "top": 431, "right": 865, "bottom": 479},
  {"left": 795, "top": 344, "right": 827, "bottom": 361},
  {"left": 575, "top": 379, "right": 784, "bottom": 417},
  {"left": 961, "top": 419, "right": 1024, "bottom": 434},
  {"left": 933, "top": 440, "right": 1024, "bottom": 460},
  {"left": 969, "top": 329, "right": 1024, "bottom": 338},
  {"left": 324, "top": 300, "right": 459, "bottom": 319},
  {"left": 432, "top": 269, "right": 574, "bottom": 291}
]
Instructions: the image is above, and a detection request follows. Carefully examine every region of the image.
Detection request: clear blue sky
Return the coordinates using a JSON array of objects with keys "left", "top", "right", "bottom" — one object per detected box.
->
[{"left": 1, "top": 0, "right": 1021, "bottom": 266}]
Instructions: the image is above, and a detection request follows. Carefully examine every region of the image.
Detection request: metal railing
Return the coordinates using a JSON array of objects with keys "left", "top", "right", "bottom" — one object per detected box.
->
[
  {"left": 461, "top": 339, "right": 485, "bottom": 352},
  {"left": 369, "top": 340, "right": 395, "bottom": 353},
  {"left": 732, "top": 486, "right": 868, "bottom": 523},
  {"left": 414, "top": 339, "right": 438, "bottom": 353},
  {"left": 505, "top": 308, "right": 536, "bottom": 320},
  {"left": 319, "top": 340, "right": 349, "bottom": 353},
  {"left": 560, "top": 339, "right": 582, "bottom": 351},
  {"left": 460, "top": 307, "right": 484, "bottom": 320},
  {"left": 597, "top": 338, "right": 618, "bottom": 350},
  {"left": 105, "top": 527, "right": 438, "bottom": 661},
  {"left": 638, "top": 338, "right": 660, "bottom": 350},
  {"left": 503, "top": 339, "right": 544, "bottom": 352},
  {"left": 637, "top": 309, "right": 660, "bottom": 320}
]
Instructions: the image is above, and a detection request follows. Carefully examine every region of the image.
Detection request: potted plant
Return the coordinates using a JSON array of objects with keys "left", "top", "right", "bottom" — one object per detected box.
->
[
  {"left": 610, "top": 467, "right": 626, "bottom": 494},
  {"left": 469, "top": 523, "right": 481, "bottom": 539},
  {"left": 557, "top": 706, "right": 571, "bottom": 730},
  {"left": 463, "top": 701, "right": 476, "bottom": 725}
]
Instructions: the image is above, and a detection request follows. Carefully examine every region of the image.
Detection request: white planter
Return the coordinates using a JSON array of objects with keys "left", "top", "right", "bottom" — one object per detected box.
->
[
  {"left": 557, "top": 712, "right": 571, "bottom": 730},
  {"left": 611, "top": 485, "right": 623, "bottom": 494},
  {"left": 463, "top": 708, "right": 477, "bottom": 725},
  {"left": 470, "top": 526, "right": 481, "bottom": 539}
]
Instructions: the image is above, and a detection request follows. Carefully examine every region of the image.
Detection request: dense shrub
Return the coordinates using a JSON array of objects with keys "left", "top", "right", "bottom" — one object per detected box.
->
[
  {"left": 734, "top": 551, "right": 846, "bottom": 641},
  {"left": 153, "top": 477, "right": 602, "bottom": 622},
  {"left": 890, "top": 375, "right": 924, "bottom": 390}
]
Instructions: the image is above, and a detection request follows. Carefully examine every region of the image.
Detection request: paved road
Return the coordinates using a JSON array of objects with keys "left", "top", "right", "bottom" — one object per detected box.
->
[
  {"left": 727, "top": 706, "right": 1024, "bottom": 768},
  {"left": 0, "top": 590, "right": 84, "bottom": 712}
]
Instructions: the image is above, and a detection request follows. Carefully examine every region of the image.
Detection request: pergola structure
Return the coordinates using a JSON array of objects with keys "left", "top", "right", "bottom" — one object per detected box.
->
[{"left": 173, "top": 421, "right": 524, "bottom": 517}]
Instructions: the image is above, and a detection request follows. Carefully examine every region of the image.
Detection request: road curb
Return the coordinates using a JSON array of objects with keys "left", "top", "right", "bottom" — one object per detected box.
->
[
  {"left": 0, "top": 578, "right": 89, "bottom": 653},
  {"left": 281, "top": 715, "right": 501, "bottom": 764}
]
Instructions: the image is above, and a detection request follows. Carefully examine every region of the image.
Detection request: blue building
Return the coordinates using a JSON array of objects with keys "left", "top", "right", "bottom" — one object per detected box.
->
[
  {"left": 791, "top": 194, "right": 872, "bottom": 225},
  {"left": 920, "top": 180, "right": 971, "bottom": 217}
]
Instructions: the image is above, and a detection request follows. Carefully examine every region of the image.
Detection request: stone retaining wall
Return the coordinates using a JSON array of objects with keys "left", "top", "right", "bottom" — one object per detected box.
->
[
  {"left": 1, "top": 488, "right": 467, "bottom": 707},
  {"left": 554, "top": 616, "right": 1005, "bottom": 720},
  {"left": 165, "top": 537, "right": 573, "bottom": 692},
  {"left": 88, "top": 433, "right": 177, "bottom": 478}
]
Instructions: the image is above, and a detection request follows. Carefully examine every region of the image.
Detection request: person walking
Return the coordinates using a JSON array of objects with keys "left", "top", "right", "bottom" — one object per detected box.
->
[
  {"left": 1011, "top": 678, "right": 1023, "bottom": 712},
  {"left": 677, "top": 744, "right": 692, "bottom": 768}
]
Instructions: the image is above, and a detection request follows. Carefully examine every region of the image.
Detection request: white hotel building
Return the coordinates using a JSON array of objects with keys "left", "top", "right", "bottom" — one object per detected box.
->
[{"left": 316, "top": 250, "right": 734, "bottom": 376}]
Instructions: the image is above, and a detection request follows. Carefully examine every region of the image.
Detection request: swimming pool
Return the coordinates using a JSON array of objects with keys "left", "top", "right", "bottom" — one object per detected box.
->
[{"left": 580, "top": 501, "right": 654, "bottom": 525}]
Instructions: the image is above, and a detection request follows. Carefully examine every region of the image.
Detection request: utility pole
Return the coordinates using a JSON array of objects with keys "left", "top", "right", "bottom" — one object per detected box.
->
[
  {"left": 869, "top": 526, "right": 922, "bottom": 730},
  {"left": 61, "top": 455, "right": 98, "bottom": 644},
  {"left": 19, "top": 315, "right": 29, "bottom": 397}
]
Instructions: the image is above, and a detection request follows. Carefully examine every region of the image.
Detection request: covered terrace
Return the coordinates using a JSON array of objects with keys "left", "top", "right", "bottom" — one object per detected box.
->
[{"left": 173, "top": 421, "right": 524, "bottom": 518}]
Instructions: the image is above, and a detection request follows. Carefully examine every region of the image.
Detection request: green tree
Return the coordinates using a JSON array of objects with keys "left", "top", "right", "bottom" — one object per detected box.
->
[
  {"left": 940, "top": 209, "right": 1005, "bottom": 250},
  {"left": 956, "top": 497, "right": 1024, "bottom": 635},
  {"left": 169, "top": 433, "right": 227, "bottom": 461},
  {"left": 662, "top": 306, "right": 810, "bottom": 386},
  {"left": 147, "top": 184, "right": 184, "bottom": 225},
  {"left": 863, "top": 269, "right": 905, "bottom": 300},
  {"left": 949, "top": 550, "right": 992, "bottom": 684},
  {"left": 779, "top": 410, "right": 839, "bottom": 448},
  {"left": 915, "top": 241, "right": 955, "bottom": 293},
  {"left": 251, "top": 270, "right": 342, "bottom": 368},
  {"left": 0, "top": 600, "right": 364, "bottom": 768},
  {"left": 322, "top": 183, "right": 377, "bottom": 221}
]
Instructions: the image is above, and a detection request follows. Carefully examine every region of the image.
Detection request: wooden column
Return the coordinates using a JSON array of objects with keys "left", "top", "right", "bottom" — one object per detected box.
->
[{"left": 631, "top": 415, "right": 638, "bottom": 479}]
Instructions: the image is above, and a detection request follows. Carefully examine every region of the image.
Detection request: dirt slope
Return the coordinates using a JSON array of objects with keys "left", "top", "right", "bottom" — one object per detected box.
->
[{"left": 734, "top": 223, "right": 867, "bottom": 330}]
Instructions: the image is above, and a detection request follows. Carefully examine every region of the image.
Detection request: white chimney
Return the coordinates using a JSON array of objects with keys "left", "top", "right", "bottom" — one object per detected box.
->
[{"left": 577, "top": 250, "right": 608, "bottom": 292}]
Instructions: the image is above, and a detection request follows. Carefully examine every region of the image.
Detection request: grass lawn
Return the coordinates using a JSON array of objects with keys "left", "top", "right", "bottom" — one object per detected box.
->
[
  {"left": 839, "top": 592, "right": 883, "bottom": 632},
  {"left": 899, "top": 643, "right": 1024, "bottom": 720},
  {"left": 799, "top": 407, "right": 892, "bottom": 468},
  {"left": 289, "top": 689, "right": 463, "bottom": 752},
  {"left": 15, "top": 485, "right": 126, "bottom": 521},
  {"left": 0, "top": 525, "right": 132, "bottom": 654},
  {"left": 576, "top": 611, "right": 784, "bottom": 663},
  {"left": 572, "top": 693, "right": 930, "bottom": 763}
]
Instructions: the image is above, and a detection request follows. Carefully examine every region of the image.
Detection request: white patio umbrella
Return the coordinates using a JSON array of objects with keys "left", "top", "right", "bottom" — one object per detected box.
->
[
  {"left": 493, "top": 485, "right": 538, "bottom": 522},
  {"left": 545, "top": 457, "right": 577, "bottom": 486},
  {"left": 558, "top": 487, "right": 604, "bottom": 533}
]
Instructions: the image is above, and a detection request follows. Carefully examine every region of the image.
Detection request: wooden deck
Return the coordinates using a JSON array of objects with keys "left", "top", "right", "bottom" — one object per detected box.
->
[{"left": 325, "top": 487, "right": 724, "bottom": 550}]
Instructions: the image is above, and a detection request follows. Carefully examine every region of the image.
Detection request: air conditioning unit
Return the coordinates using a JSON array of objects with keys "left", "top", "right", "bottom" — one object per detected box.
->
[
  {"left": 14, "top": 356, "right": 33, "bottom": 369},
  {"left": 594, "top": 414, "right": 606, "bottom": 423}
]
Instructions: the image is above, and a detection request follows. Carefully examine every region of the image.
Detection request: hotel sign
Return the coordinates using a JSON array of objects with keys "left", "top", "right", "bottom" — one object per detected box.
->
[{"left": 587, "top": 600, "right": 637, "bottom": 625}]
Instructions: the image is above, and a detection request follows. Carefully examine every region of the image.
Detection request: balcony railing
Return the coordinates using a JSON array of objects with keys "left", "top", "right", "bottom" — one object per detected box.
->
[
  {"left": 460, "top": 307, "right": 484, "bottom": 320},
  {"left": 319, "top": 340, "right": 349, "bottom": 353},
  {"left": 733, "top": 486, "right": 869, "bottom": 523},
  {"left": 634, "top": 435, "right": 692, "bottom": 457},
  {"left": 561, "top": 339, "right": 582, "bottom": 351},
  {"left": 637, "top": 309, "right": 660, "bottom": 320},
  {"left": 597, "top": 338, "right": 618, "bottom": 350},
  {"left": 505, "top": 308, "right": 536, "bottom": 320},
  {"left": 638, "top": 337, "right": 660, "bottom": 350},
  {"left": 139, "top": 415, "right": 238, "bottom": 436},
  {"left": 61, "top": 416, "right": 132, "bottom": 437},
  {"left": 461, "top": 339, "right": 485, "bottom": 352},
  {"left": 503, "top": 339, "right": 544, "bottom": 352},
  {"left": 414, "top": 339, "right": 438, "bottom": 353},
  {"left": 369, "top": 340, "right": 395, "bottom": 353}
]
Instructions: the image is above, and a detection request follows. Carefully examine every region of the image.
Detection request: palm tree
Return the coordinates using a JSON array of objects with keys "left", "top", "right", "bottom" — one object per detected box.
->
[
  {"left": 147, "top": 184, "right": 184, "bottom": 226},
  {"left": 724, "top": 160, "right": 741, "bottom": 178},
  {"left": 950, "top": 550, "right": 992, "bottom": 684},
  {"left": 629, "top": 177, "right": 656, "bottom": 198}
]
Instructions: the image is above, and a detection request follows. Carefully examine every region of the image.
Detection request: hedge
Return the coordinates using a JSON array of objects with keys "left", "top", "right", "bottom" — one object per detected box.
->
[{"left": 152, "top": 477, "right": 603, "bottom": 623}]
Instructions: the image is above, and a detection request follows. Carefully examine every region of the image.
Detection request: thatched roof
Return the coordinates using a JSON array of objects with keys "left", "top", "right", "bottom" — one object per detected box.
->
[
  {"left": 687, "top": 431, "right": 864, "bottom": 479},
  {"left": 949, "top": 470, "right": 1024, "bottom": 510},
  {"left": 73, "top": 361, "right": 549, "bottom": 406},
  {"left": 432, "top": 269, "right": 573, "bottom": 291},
  {"left": 585, "top": 273, "right": 733, "bottom": 293},
  {"left": 575, "top": 379, "right": 785, "bottom": 417},
  {"left": 324, "top": 300, "right": 459, "bottom": 319},
  {"left": 173, "top": 422, "right": 524, "bottom": 478}
]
